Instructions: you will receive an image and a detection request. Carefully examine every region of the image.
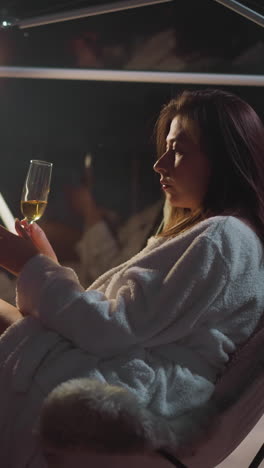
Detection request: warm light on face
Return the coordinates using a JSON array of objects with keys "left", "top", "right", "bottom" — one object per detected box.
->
[{"left": 154, "top": 116, "right": 211, "bottom": 211}]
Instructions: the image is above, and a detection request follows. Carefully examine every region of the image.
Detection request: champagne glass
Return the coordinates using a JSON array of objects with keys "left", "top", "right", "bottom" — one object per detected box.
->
[{"left": 20, "top": 159, "right": 53, "bottom": 224}]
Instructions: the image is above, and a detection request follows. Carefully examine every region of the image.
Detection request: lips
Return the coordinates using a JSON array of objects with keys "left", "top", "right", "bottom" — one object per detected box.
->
[{"left": 160, "top": 179, "right": 172, "bottom": 188}]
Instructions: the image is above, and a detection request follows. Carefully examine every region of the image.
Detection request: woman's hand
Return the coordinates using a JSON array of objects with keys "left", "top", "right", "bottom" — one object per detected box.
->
[
  {"left": 0, "top": 223, "right": 39, "bottom": 276},
  {"left": 0, "top": 220, "right": 58, "bottom": 277},
  {"left": 17, "top": 220, "right": 58, "bottom": 263}
]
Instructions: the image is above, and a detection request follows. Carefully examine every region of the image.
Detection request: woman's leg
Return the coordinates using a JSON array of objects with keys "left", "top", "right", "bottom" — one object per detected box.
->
[{"left": 0, "top": 298, "right": 23, "bottom": 335}]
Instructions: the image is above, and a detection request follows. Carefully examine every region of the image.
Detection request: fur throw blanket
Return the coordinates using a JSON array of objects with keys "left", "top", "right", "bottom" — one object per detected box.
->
[
  {"left": 38, "top": 378, "right": 218, "bottom": 455},
  {"left": 38, "top": 317, "right": 264, "bottom": 459}
]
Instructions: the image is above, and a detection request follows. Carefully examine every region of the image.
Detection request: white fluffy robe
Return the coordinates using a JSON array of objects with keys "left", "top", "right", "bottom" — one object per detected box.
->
[{"left": 0, "top": 216, "right": 264, "bottom": 467}]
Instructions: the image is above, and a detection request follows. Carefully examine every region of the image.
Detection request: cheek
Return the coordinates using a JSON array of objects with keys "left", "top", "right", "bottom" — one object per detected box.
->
[
  {"left": 175, "top": 157, "right": 210, "bottom": 191},
  {"left": 174, "top": 154, "right": 183, "bottom": 168},
  {"left": 171, "top": 158, "right": 192, "bottom": 181}
]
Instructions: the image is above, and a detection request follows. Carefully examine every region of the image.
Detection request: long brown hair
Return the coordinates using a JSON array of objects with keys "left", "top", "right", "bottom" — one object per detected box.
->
[{"left": 155, "top": 89, "right": 264, "bottom": 240}]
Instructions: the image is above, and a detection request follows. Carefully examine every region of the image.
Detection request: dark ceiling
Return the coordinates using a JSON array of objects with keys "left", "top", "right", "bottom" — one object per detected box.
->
[
  {"left": 0, "top": 0, "right": 263, "bottom": 21},
  {"left": 0, "top": 0, "right": 262, "bottom": 77},
  {"left": 0, "top": 0, "right": 262, "bottom": 74},
  {"left": 0, "top": 1, "right": 107, "bottom": 19}
]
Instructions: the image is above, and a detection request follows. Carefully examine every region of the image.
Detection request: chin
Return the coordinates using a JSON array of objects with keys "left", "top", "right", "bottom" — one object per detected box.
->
[
  {"left": 166, "top": 194, "right": 198, "bottom": 211},
  {"left": 167, "top": 196, "right": 187, "bottom": 209}
]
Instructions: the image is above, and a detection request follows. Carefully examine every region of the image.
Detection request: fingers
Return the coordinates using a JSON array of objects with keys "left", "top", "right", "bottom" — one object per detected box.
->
[
  {"left": 15, "top": 219, "right": 31, "bottom": 240},
  {"left": 0, "top": 224, "right": 38, "bottom": 276},
  {"left": 29, "top": 222, "right": 58, "bottom": 263},
  {"left": 15, "top": 219, "right": 58, "bottom": 263},
  {"left": 10, "top": 220, "right": 58, "bottom": 264},
  {"left": 29, "top": 222, "right": 47, "bottom": 243}
]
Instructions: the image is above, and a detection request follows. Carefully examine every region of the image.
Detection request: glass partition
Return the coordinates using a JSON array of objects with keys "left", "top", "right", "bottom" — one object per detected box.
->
[{"left": 0, "top": 0, "right": 263, "bottom": 74}]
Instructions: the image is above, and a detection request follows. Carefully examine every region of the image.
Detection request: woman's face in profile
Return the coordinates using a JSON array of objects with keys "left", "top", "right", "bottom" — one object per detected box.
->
[{"left": 153, "top": 116, "right": 211, "bottom": 211}]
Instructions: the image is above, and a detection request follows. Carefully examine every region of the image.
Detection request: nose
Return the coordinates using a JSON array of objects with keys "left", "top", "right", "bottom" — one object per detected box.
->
[{"left": 153, "top": 150, "right": 170, "bottom": 174}]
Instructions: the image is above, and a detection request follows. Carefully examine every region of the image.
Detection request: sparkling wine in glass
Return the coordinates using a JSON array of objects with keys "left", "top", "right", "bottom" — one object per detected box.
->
[{"left": 21, "top": 159, "right": 53, "bottom": 223}]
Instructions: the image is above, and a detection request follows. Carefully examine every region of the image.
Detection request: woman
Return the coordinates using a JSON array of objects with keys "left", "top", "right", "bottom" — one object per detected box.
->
[{"left": 0, "top": 89, "right": 264, "bottom": 467}]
